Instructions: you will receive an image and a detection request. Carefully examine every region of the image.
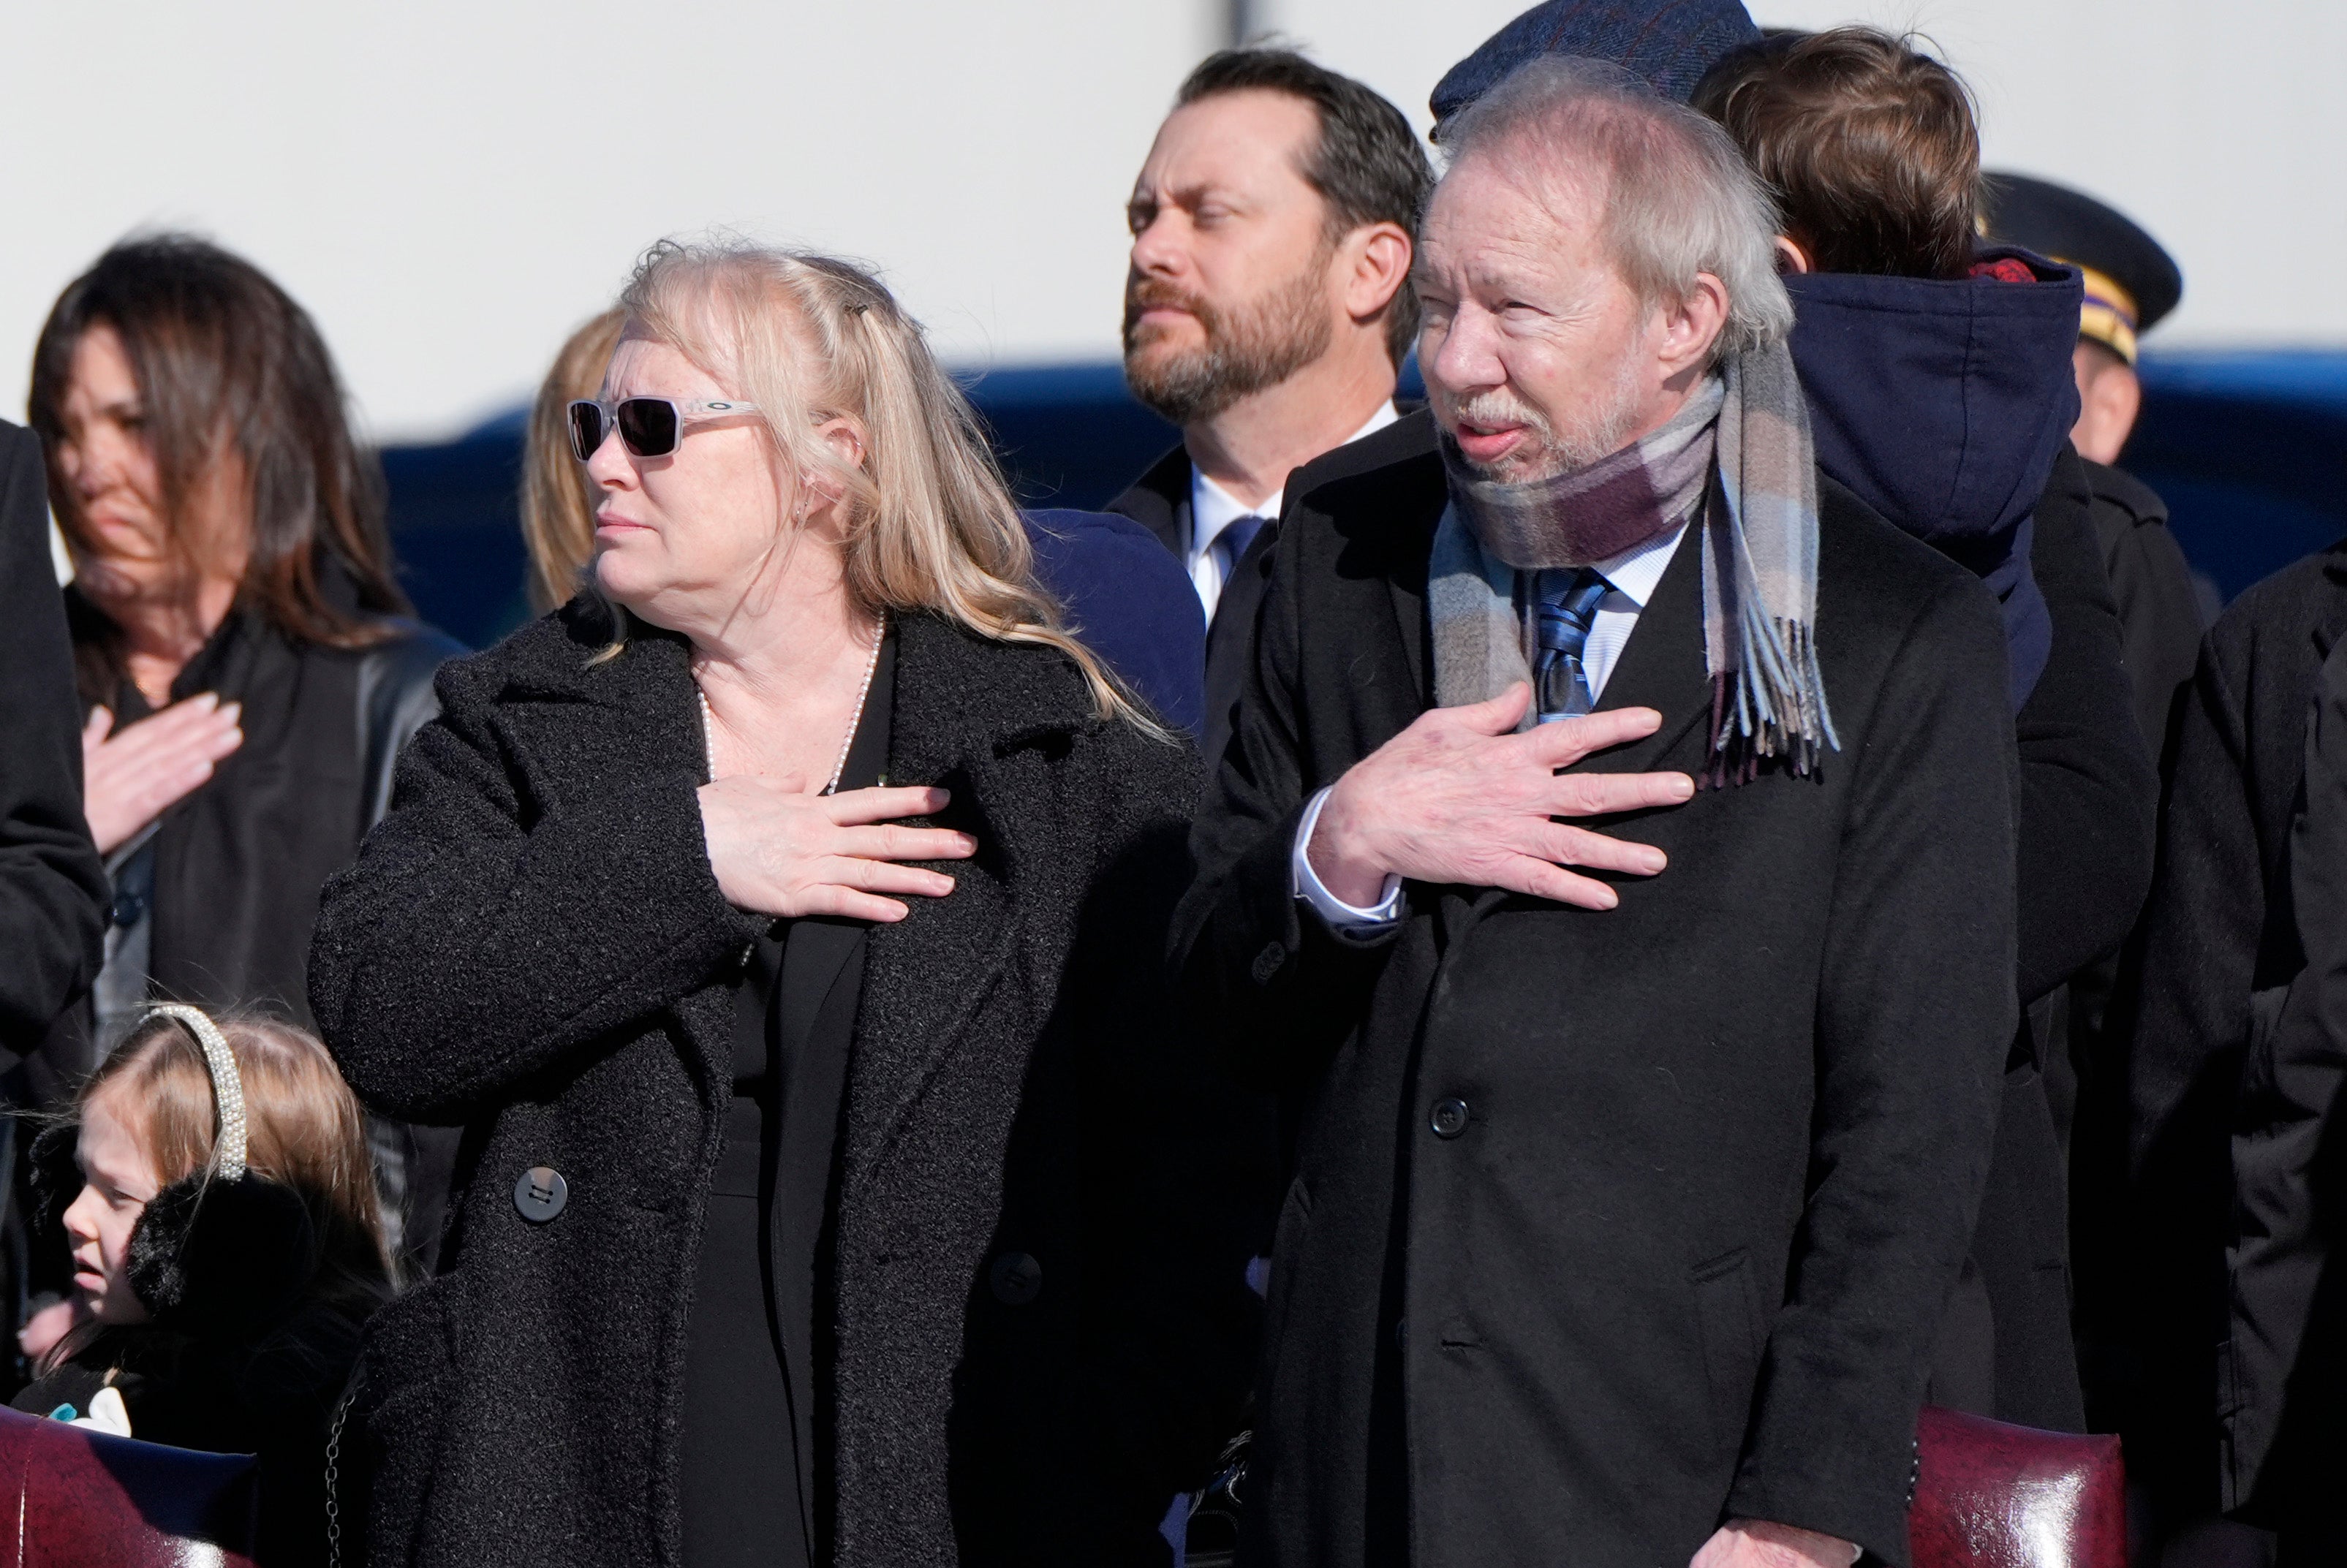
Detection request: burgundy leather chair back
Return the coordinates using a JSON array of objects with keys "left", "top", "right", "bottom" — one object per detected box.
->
[
  {"left": 0, "top": 1404, "right": 259, "bottom": 1567},
  {"left": 1911, "top": 1404, "right": 2125, "bottom": 1568}
]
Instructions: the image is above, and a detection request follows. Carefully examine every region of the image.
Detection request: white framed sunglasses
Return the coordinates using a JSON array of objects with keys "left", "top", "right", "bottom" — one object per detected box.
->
[{"left": 567, "top": 397, "right": 761, "bottom": 461}]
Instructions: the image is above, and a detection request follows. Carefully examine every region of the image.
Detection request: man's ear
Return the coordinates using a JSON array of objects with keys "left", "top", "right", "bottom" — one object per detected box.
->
[
  {"left": 1773, "top": 235, "right": 1813, "bottom": 276},
  {"left": 1658, "top": 273, "right": 1732, "bottom": 379},
  {"left": 1339, "top": 222, "right": 1415, "bottom": 324}
]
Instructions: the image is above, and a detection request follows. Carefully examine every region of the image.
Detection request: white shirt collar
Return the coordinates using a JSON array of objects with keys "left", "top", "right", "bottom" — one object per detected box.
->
[
  {"left": 1189, "top": 400, "right": 1402, "bottom": 562},
  {"left": 1590, "top": 518, "right": 1686, "bottom": 609}
]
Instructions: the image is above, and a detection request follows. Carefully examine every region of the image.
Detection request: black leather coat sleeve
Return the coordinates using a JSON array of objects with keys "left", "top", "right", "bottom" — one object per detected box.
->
[
  {"left": 0, "top": 422, "right": 105, "bottom": 1050},
  {"left": 2014, "top": 453, "right": 2158, "bottom": 1004},
  {"left": 307, "top": 656, "right": 757, "bottom": 1123}
]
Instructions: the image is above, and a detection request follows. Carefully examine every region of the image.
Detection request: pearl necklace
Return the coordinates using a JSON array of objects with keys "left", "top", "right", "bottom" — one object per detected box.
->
[{"left": 698, "top": 610, "right": 886, "bottom": 795}]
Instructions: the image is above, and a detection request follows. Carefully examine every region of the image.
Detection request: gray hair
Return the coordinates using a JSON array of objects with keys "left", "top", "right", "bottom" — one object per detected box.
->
[{"left": 1435, "top": 56, "right": 1794, "bottom": 360}]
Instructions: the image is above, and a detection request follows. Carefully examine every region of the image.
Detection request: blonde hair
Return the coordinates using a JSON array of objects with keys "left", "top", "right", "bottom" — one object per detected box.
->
[
  {"left": 610, "top": 238, "right": 1154, "bottom": 730},
  {"left": 83, "top": 1012, "right": 394, "bottom": 1308},
  {"left": 521, "top": 307, "right": 627, "bottom": 614}
]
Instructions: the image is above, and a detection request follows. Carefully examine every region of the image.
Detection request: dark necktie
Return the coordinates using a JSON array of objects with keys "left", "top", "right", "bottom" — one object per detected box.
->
[
  {"left": 1211, "top": 515, "right": 1270, "bottom": 585},
  {"left": 1533, "top": 567, "right": 1613, "bottom": 722}
]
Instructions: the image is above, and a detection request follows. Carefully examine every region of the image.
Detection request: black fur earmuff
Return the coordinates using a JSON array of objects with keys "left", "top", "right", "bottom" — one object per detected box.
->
[
  {"left": 125, "top": 1168, "right": 317, "bottom": 1335},
  {"left": 128, "top": 1005, "right": 320, "bottom": 1335}
]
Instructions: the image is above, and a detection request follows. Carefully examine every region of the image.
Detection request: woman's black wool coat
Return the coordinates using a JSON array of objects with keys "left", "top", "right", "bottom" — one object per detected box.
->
[{"left": 308, "top": 605, "right": 1269, "bottom": 1568}]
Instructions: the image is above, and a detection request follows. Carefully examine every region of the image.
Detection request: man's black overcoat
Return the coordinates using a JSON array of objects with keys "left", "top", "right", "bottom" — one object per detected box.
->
[
  {"left": 2113, "top": 539, "right": 2347, "bottom": 1525},
  {"left": 309, "top": 607, "right": 1267, "bottom": 1568},
  {"left": 2218, "top": 632, "right": 2347, "bottom": 1555},
  {"left": 1171, "top": 412, "right": 2019, "bottom": 1568}
]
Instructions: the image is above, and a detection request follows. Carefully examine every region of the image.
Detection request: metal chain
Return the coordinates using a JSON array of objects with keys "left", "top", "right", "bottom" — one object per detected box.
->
[{"left": 325, "top": 1378, "right": 358, "bottom": 1568}]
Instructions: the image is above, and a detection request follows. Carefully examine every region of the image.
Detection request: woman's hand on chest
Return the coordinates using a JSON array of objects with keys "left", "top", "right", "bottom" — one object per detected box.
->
[
  {"left": 80, "top": 694, "right": 245, "bottom": 855},
  {"left": 695, "top": 778, "right": 975, "bottom": 922}
]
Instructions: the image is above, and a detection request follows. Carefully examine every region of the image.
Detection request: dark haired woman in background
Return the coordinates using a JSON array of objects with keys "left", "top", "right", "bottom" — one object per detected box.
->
[{"left": 20, "top": 235, "right": 462, "bottom": 1330}]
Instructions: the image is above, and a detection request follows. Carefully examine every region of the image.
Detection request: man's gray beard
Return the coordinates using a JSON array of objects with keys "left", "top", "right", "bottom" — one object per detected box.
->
[
  {"left": 1123, "top": 258, "right": 1336, "bottom": 426},
  {"left": 1446, "top": 350, "right": 1650, "bottom": 485}
]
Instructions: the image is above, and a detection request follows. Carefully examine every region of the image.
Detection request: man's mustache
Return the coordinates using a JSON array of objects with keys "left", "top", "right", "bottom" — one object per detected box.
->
[
  {"left": 1445, "top": 390, "right": 1554, "bottom": 442},
  {"left": 1123, "top": 279, "right": 1217, "bottom": 341}
]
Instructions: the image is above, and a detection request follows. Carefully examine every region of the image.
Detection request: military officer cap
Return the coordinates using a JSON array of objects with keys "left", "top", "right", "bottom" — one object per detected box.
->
[{"left": 1981, "top": 172, "right": 2182, "bottom": 366}]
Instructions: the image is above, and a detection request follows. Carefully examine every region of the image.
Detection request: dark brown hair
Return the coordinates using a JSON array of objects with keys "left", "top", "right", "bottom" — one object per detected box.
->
[
  {"left": 1691, "top": 28, "right": 1981, "bottom": 281},
  {"left": 29, "top": 235, "right": 410, "bottom": 689},
  {"left": 1176, "top": 48, "right": 1435, "bottom": 366}
]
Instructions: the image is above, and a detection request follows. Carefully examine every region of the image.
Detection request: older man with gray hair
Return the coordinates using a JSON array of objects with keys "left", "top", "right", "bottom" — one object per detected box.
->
[{"left": 1173, "top": 58, "right": 2018, "bottom": 1568}]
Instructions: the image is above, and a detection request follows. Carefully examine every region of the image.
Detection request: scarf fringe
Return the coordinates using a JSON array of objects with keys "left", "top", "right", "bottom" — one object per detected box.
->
[
  {"left": 1705, "top": 610, "right": 1837, "bottom": 789},
  {"left": 1700, "top": 343, "right": 1838, "bottom": 787}
]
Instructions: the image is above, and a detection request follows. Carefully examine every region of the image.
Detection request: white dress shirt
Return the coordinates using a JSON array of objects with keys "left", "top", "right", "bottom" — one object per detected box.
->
[
  {"left": 1187, "top": 401, "right": 1402, "bottom": 620},
  {"left": 1292, "top": 519, "right": 1691, "bottom": 928}
]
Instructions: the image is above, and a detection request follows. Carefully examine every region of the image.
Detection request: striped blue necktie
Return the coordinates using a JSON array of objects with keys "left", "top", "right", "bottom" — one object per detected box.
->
[{"left": 1533, "top": 567, "right": 1613, "bottom": 722}]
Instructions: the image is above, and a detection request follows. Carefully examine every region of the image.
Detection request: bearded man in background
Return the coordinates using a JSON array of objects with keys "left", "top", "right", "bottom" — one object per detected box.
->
[{"left": 1112, "top": 47, "right": 1431, "bottom": 765}]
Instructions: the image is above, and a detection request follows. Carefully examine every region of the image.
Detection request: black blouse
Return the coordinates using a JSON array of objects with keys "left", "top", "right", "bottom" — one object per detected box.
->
[{"left": 680, "top": 631, "right": 896, "bottom": 1568}]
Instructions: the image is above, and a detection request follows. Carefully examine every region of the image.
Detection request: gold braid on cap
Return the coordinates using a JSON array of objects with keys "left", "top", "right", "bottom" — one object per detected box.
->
[
  {"left": 2074, "top": 264, "right": 2142, "bottom": 367},
  {"left": 144, "top": 1004, "right": 248, "bottom": 1183}
]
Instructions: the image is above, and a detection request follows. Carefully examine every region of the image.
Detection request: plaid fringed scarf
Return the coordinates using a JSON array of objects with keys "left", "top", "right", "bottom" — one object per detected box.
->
[{"left": 1429, "top": 343, "right": 1838, "bottom": 785}]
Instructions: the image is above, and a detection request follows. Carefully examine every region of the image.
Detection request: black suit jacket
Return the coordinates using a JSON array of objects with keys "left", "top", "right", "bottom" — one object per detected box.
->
[
  {"left": 1110, "top": 444, "right": 1263, "bottom": 776},
  {"left": 1171, "top": 411, "right": 2019, "bottom": 1568},
  {"left": 1111, "top": 410, "right": 1418, "bottom": 776},
  {"left": 0, "top": 421, "right": 105, "bottom": 1063}
]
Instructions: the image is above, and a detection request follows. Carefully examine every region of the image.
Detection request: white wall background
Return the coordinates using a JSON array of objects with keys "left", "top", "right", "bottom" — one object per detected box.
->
[{"left": 1, "top": 1, "right": 2335, "bottom": 442}]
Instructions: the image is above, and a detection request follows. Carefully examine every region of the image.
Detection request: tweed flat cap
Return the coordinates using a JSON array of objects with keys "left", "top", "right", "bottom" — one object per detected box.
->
[{"left": 1431, "top": 0, "right": 1761, "bottom": 121}]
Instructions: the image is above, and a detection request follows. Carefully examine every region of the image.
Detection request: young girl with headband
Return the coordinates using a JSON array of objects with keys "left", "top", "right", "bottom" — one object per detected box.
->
[{"left": 14, "top": 1004, "right": 393, "bottom": 1567}]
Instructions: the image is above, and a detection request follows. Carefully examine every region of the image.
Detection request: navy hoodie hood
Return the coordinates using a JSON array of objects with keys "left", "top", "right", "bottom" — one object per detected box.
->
[{"left": 1784, "top": 251, "right": 2084, "bottom": 710}]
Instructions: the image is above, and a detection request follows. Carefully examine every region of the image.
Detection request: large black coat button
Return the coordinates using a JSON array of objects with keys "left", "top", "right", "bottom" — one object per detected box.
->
[
  {"left": 514, "top": 1167, "right": 568, "bottom": 1222},
  {"left": 989, "top": 1251, "right": 1043, "bottom": 1305},
  {"left": 1429, "top": 1098, "right": 1471, "bottom": 1138},
  {"left": 1250, "top": 941, "right": 1288, "bottom": 985}
]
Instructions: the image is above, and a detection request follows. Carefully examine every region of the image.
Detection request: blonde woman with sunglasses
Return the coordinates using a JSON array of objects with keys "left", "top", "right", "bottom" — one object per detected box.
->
[{"left": 310, "top": 239, "right": 1269, "bottom": 1568}]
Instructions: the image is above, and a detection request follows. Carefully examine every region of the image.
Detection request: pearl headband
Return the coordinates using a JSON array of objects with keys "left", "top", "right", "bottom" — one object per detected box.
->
[{"left": 143, "top": 1004, "right": 249, "bottom": 1183}]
